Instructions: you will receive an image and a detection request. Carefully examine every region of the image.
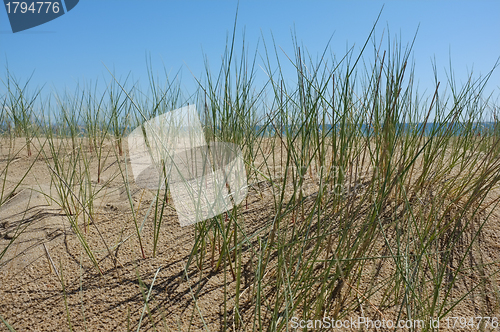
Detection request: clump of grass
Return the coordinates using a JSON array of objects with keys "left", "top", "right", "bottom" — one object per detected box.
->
[
  {"left": 1, "top": 16, "right": 500, "bottom": 331},
  {"left": 2, "top": 69, "right": 43, "bottom": 157},
  {"left": 183, "top": 17, "right": 500, "bottom": 330},
  {"left": 0, "top": 76, "right": 45, "bottom": 265}
]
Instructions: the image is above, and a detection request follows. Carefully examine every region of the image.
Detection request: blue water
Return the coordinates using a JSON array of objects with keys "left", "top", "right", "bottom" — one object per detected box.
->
[
  {"left": 253, "top": 122, "right": 498, "bottom": 137},
  {"left": 1, "top": 121, "right": 498, "bottom": 137}
]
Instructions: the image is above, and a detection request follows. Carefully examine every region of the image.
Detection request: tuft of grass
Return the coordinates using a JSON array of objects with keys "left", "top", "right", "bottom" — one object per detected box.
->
[{"left": 1, "top": 16, "right": 499, "bottom": 331}]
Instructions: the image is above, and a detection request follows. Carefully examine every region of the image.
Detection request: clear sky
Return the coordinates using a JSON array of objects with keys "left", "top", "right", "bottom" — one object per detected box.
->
[{"left": 1, "top": 1, "right": 499, "bottom": 114}]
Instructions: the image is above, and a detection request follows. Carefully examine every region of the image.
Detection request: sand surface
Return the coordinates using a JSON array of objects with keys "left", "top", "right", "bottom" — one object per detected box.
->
[{"left": 1, "top": 137, "right": 500, "bottom": 331}]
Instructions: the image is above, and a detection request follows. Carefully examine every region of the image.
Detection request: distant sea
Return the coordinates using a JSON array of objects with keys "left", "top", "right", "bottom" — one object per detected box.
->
[
  {"left": 1, "top": 122, "right": 498, "bottom": 137},
  {"left": 253, "top": 122, "right": 498, "bottom": 137}
]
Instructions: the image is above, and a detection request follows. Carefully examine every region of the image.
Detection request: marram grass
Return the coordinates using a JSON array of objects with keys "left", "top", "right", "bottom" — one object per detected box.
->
[{"left": 1, "top": 26, "right": 500, "bottom": 331}]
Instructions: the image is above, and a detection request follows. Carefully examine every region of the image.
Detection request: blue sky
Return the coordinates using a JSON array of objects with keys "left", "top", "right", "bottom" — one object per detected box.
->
[{"left": 1, "top": 1, "right": 499, "bottom": 114}]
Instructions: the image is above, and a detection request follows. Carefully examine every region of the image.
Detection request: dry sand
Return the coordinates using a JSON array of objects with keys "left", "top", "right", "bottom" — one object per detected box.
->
[{"left": 1, "top": 137, "right": 500, "bottom": 331}]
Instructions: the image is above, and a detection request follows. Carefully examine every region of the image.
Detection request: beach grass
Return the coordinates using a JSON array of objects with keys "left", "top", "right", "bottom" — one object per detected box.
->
[{"left": 1, "top": 23, "right": 500, "bottom": 331}]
